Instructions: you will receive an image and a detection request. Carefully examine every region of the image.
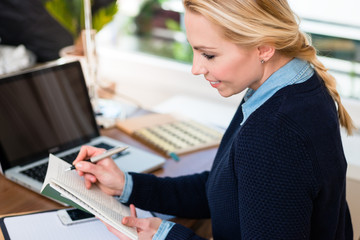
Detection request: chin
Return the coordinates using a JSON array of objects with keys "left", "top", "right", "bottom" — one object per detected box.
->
[{"left": 218, "top": 90, "right": 233, "bottom": 98}]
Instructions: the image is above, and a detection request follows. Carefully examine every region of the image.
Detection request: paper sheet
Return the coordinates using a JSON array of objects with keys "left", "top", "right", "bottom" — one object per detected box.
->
[
  {"left": 2, "top": 208, "right": 154, "bottom": 240},
  {"left": 3, "top": 211, "right": 118, "bottom": 240}
]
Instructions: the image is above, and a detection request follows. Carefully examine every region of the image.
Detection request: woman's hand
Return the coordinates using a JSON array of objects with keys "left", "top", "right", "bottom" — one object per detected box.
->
[
  {"left": 72, "top": 145, "right": 125, "bottom": 196},
  {"left": 102, "top": 204, "right": 162, "bottom": 240}
]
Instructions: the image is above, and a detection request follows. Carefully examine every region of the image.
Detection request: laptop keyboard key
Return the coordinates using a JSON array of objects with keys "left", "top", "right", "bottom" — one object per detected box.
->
[
  {"left": 21, "top": 162, "right": 48, "bottom": 183},
  {"left": 20, "top": 142, "right": 125, "bottom": 183}
]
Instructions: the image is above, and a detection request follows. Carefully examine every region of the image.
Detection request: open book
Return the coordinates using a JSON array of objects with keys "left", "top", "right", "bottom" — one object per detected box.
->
[{"left": 41, "top": 154, "right": 138, "bottom": 240}]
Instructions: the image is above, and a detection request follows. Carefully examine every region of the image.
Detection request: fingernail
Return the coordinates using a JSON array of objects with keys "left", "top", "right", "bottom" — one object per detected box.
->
[
  {"left": 123, "top": 218, "right": 128, "bottom": 224},
  {"left": 76, "top": 163, "right": 82, "bottom": 168}
]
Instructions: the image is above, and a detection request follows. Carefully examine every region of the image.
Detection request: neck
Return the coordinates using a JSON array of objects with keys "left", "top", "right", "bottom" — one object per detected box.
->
[
  {"left": 251, "top": 54, "right": 293, "bottom": 90},
  {"left": 264, "top": 53, "right": 293, "bottom": 82}
]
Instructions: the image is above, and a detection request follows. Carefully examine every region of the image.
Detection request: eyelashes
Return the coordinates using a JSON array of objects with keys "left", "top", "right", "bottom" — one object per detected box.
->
[{"left": 201, "top": 53, "right": 215, "bottom": 60}]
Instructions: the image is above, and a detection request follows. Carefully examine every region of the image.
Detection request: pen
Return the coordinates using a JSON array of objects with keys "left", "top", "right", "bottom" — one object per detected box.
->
[{"left": 64, "top": 146, "right": 129, "bottom": 171}]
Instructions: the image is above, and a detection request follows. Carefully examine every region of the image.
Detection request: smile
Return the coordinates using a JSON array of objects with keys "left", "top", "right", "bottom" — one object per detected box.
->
[
  {"left": 208, "top": 80, "right": 221, "bottom": 88},
  {"left": 210, "top": 81, "right": 221, "bottom": 84}
]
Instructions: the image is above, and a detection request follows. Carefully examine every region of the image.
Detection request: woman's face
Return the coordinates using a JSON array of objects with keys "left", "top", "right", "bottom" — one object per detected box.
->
[{"left": 185, "top": 11, "right": 266, "bottom": 97}]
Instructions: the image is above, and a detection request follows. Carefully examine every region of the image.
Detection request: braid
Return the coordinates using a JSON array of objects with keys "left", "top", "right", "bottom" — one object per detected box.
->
[{"left": 295, "top": 33, "right": 356, "bottom": 135}]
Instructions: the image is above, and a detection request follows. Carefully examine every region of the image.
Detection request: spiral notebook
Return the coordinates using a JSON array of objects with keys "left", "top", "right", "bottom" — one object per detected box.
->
[{"left": 116, "top": 114, "right": 223, "bottom": 159}]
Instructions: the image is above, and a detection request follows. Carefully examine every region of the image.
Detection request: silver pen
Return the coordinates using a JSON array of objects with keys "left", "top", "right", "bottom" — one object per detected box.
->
[{"left": 64, "top": 146, "right": 129, "bottom": 171}]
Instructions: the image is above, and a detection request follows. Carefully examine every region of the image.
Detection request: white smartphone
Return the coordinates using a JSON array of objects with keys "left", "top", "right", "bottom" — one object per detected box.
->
[{"left": 57, "top": 208, "right": 96, "bottom": 225}]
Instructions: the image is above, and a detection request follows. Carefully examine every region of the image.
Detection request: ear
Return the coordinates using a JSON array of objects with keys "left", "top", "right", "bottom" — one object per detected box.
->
[{"left": 257, "top": 45, "right": 275, "bottom": 63}]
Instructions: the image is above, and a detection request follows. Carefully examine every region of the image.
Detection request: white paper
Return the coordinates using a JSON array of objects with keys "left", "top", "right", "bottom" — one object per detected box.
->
[
  {"left": 4, "top": 211, "right": 118, "bottom": 240},
  {"left": 3, "top": 207, "right": 155, "bottom": 240}
]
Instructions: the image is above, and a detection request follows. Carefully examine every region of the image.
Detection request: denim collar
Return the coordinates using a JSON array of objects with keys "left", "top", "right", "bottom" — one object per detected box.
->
[{"left": 241, "top": 58, "right": 314, "bottom": 125}]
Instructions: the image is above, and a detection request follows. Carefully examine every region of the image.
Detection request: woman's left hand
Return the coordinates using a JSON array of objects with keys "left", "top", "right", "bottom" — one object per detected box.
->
[{"left": 102, "top": 204, "right": 162, "bottom": 240}]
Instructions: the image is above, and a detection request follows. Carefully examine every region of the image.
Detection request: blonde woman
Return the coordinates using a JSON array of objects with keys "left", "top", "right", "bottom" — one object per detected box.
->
[{"left": 74, "top": 0, "right": 356, "bottom": 239}]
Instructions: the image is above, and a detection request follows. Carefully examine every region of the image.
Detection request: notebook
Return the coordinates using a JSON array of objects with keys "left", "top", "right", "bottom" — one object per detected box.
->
[{"left": 0, "top": 60, "right": 165, "bottom": 194}]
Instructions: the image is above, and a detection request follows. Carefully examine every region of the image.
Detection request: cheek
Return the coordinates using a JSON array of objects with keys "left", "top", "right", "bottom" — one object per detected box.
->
[
  {"left": 214, "top": 58, "right": 253, "bottom": 82},
  {"left": 211, "top": 64, "right": 233, "bottom": 80},
  {"left": 209, "top": 56, "right": 243, "bottom": 80},
  {"left": 233, "top": 55, "right": 261, "bottom": 80}
]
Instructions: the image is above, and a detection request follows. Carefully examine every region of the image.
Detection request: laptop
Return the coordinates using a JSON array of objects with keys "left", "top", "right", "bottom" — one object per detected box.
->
[{"left": 0, "top": 60, "right": 165, "bottom": 193}]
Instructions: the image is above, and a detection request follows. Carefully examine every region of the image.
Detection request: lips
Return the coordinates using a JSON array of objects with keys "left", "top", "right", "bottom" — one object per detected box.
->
[
  {"left": 207, "top": 79, "right": 221, "bottom": 88},
  {"left": 210, "top": 81, "right": 220, "bottom": 84}
]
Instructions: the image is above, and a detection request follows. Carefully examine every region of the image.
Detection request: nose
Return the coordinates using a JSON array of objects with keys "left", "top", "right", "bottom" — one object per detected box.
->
[{"left": 191, "top": 54, "right": 207, "bottom": 76}]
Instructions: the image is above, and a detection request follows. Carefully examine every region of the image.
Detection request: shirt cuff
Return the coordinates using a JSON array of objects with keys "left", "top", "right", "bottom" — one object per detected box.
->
[
  {"left": 116, "top": 172, "right": 133, "bottom": 203},
  {"left": 152, "top": 220, "right": 176, "bottom": 240}
]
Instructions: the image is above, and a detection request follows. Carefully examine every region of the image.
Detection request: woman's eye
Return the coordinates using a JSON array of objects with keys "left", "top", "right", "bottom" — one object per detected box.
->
[{"left": 201, "top": 53, "right": 215, "bottom": 60}]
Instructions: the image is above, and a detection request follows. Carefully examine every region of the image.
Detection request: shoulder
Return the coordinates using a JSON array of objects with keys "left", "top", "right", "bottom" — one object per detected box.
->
[
  {"left": 232, "top": 73, "right": 341, "bottom": 185},
  {"left": 232, "top": 75, "right": 329, "bottom": 174},
  {"left": 275, "top": 73, "right": 339, "bottom": 140},
  {"left": 246, "top": 73, "right": 338, "bottom": 139}
]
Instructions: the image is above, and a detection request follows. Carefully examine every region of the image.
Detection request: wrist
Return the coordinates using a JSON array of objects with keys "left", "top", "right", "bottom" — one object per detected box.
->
[
  {"left": 152, "top": 220, "right": 175, "bottom": 240},
  {"left": 115, "top": 171, "right": 126, "bottom": 196},
  {"left": 115, "top": 172, "right": 133, "bottom": 203}
]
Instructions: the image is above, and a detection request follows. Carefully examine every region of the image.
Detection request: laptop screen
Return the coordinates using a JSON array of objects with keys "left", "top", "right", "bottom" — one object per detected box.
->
[{"left": 0, "top": 61, "right": 99, "bottom": 169}]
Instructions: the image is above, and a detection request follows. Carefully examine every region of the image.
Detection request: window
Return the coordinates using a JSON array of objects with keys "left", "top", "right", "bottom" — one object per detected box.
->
[
  {"left": 288, "top": 0, "right": 360, "bottom": 99},
  {"left": 101, "top": 0, "right": 360, "bottom": 99}
]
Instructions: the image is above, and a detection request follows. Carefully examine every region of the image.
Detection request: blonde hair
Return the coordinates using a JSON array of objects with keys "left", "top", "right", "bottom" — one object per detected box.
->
[{"left": 184, "top": 0, "right": 356, "bottom": 135}]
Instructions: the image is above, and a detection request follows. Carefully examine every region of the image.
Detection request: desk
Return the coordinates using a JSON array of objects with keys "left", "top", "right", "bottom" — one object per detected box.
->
[{"left": 0, "top": 127, "right": 216, "bottom": 239}]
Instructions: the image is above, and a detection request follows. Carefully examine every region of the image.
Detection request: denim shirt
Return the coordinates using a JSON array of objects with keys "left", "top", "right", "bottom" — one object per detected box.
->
[
  {"left": 241, "top": 58, "right": 314, "bottom": 125},
  {"left": 118, "top": 58, "right": 314, "bottom": 239}
]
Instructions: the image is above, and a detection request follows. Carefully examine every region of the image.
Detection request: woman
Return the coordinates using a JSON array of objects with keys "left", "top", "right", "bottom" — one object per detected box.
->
[{"left": 74, "top": 0, "right": 355, "bottom": 239}]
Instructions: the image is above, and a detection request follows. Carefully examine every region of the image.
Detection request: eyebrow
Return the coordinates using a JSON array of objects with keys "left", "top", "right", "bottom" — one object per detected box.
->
[
  {"left": 193, "top": 46, "right": 217, "bottom": 51},
  {"left": 187, "top": 38, "right": 217, "bottom": 51}
]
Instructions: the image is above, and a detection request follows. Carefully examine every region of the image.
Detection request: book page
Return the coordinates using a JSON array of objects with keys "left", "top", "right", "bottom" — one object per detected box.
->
[{"left": 41, "top": 154, "right": 137, "bottom": 239}]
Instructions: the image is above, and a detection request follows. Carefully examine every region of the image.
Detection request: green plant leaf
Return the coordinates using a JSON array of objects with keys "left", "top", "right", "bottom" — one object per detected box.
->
[
  {"left": 42, "top": 0, "right": 117, "bottom": 40},
  {"left": 92, "top": 2, "right": 118, "bottom": 32},
  {"left": 165, "top": 19, "right": 181, "bottom": 31},
  {"left": 43, "top": 0, "right": 80, "bottom": 38}
]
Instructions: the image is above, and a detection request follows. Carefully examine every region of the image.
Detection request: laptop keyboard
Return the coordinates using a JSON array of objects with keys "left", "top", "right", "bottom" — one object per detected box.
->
[{"left": 20, "top": 142, "right": 121, "bottom": 183}]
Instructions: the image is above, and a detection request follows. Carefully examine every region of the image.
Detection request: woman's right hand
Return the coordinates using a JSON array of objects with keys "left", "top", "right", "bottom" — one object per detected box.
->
[{"left": 72, "top": 145, "right": 125, "bottom": 196}]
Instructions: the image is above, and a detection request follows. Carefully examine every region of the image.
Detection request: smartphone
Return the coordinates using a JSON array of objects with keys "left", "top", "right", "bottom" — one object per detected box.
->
[{"left": 57, "top": 208, "right": 96, "bottom": 225}]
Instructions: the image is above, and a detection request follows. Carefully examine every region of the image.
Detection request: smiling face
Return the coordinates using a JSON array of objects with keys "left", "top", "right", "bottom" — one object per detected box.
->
[{"left": 185, "top": 10, "right": 267, "bottom": 97}]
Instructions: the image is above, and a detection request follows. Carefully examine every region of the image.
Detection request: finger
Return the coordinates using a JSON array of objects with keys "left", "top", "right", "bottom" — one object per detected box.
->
[
  {"left": 100, "top": 219, "right": 132, "bottom": 240},
  {"left": 73, "top": 145, "right": 104, "bottom": 165},
  {"left": 76, "top": 169, "right": 84, "bottom": 176},
  {"left": 123, "top": 217, "right": 162, "bottom": 236},
  {"left": 84, "top": 173, "right": 97, "bottom": 183},
  {"left": 83, "top": 174, "right": 97, "bottom": 189},
  {"left": 130, "top": 204, "right": 137, "bottom": 218},
  {"left": 85, "top": 180, "right": 92, "bottom": 189},
  {"left": 83, "top": 177, "right": 93, "bottom": 189},
  {"left": 75, "top": 160, "right": 102, "bottom": 177},
  {"left": 72, "top": 145, "right": 92, "bottom": 165},
  {"left": 122, "top": 216, "right": 147, "bottom": 230}
]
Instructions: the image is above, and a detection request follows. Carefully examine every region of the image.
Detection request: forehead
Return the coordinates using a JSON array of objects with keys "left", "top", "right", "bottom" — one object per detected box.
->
[{"left": 184, "top": 11, "right": 225, "bottom": 47}]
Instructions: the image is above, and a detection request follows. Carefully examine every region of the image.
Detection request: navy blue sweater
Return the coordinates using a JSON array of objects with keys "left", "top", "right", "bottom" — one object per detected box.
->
[{"left": 128, "top": 74, "right": 353, "bottom": 239}]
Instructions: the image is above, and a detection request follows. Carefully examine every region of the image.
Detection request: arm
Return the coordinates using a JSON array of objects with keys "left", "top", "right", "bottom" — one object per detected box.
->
[
  {"left": 234, "top": 120, "right": 317, "bottom": 238},
  {"left": 119, "top": 173, "right": 210, "bottom": 239},
  {"left": 73, "top": 146, "right": 211, "bottom": 239},
  {"left": 128, "top": 171, "right": 211, "bottom": 219}
]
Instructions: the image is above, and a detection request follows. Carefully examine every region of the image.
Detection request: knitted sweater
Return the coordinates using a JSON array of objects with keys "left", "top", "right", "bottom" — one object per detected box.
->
[{"left": 128, "top": 73, "right": 353, "bottom": 239}]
